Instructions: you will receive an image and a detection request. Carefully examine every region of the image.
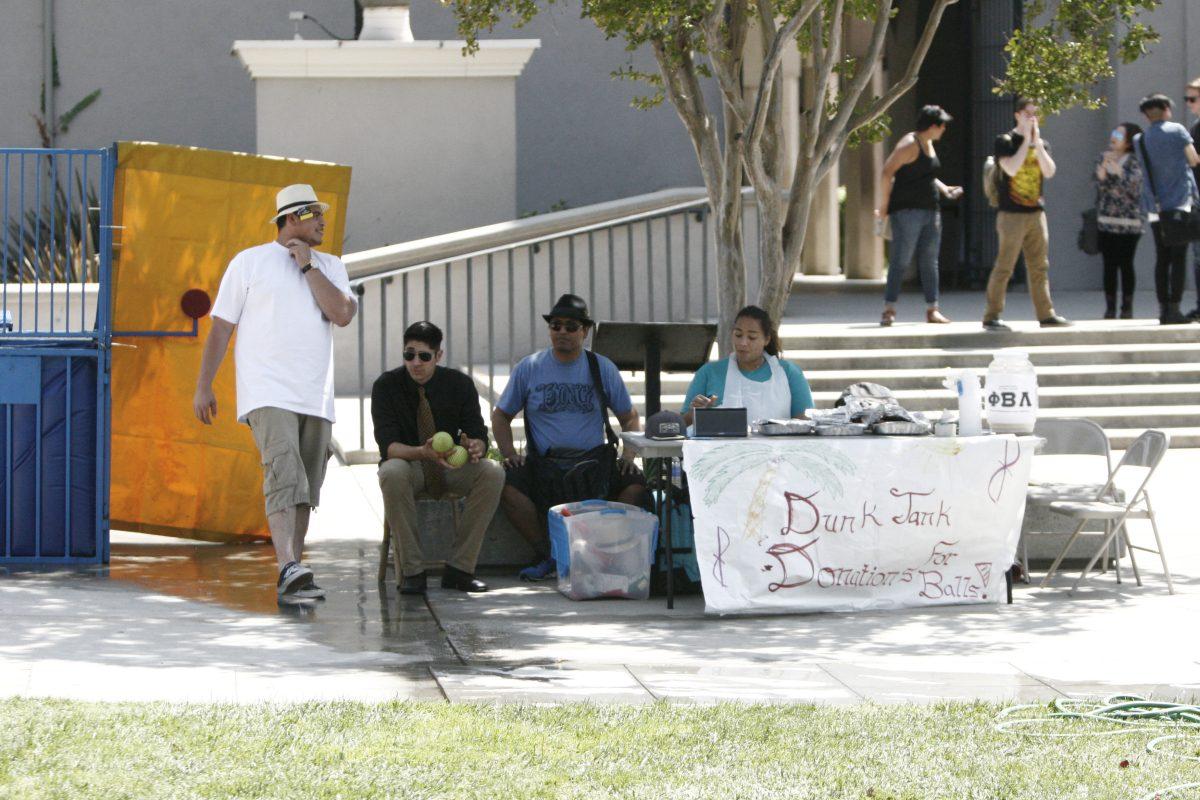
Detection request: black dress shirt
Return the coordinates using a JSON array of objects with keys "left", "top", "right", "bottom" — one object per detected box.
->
[{"left": 371, "top": 366, "right": 488, "bottom": 461}]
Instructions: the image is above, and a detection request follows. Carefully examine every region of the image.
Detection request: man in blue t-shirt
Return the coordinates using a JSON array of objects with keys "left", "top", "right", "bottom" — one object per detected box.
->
[
  {"left": 493, "top": 294, "right": 647, "bottom": 581},
  {"left": 1134, "top": 93, "right": 1200, "bottom": 324}
]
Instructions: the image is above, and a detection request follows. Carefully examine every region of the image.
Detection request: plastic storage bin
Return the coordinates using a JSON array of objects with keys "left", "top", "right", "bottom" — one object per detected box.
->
[{"left": 548, "top": 500, "right": 659, "bottom": 600}]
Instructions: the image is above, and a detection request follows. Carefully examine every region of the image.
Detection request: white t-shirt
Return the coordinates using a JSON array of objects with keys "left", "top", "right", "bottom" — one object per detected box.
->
[{"left": 210, "top": 241, "right": 353, "bottom": 423}]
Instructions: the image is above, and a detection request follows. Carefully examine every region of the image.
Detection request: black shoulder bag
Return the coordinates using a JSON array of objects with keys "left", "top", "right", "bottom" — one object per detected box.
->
[
  {"left": 1077, "top": 207, "right": 1100, "bottom": 256},
  {"left": 1137, "top": 135, "right": 1200, "bottom": 247},
  {"left": 525, "top": 351, "right": 621, "bottom": 509}
]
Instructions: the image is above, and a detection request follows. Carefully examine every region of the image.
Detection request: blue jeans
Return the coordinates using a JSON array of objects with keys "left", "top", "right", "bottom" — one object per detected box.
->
[{"left": 884, "top": 208, "right": 941, "bottom": 304}]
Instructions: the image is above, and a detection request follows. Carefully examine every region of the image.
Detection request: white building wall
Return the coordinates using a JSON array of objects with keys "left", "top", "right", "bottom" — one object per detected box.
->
[{"left": 255, "top": 75, "right": 520, "bottom": 252}]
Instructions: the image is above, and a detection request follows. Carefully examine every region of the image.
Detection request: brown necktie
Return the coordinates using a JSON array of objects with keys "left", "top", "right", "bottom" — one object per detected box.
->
[{"left": 416, "top": 386, "right": 444, "bottom": 498}]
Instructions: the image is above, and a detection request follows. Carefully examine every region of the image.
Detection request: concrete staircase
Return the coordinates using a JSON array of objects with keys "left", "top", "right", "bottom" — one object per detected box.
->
[
  {"left": 335, "top": 318, "right": 1199, "bottom": 460},
  {"left": 617, "top": 320, "right": 1200, "bottom": 450}
]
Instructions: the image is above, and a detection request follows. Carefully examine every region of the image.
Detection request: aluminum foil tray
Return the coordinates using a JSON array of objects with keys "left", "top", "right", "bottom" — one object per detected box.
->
[
  {"left": 872, "top": 421, "right": 932, "bottom": 436},
  {"left": 815, "top": 423, "right": 869, "bottom": 436},
  {"left": 753, "top": 419, "right": 816, "bottom": 436}
]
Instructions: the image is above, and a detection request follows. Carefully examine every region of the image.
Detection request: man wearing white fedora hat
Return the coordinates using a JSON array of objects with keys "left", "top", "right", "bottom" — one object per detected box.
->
[{"left": 193, "top": 184, "right": 357, "bottom": 604}]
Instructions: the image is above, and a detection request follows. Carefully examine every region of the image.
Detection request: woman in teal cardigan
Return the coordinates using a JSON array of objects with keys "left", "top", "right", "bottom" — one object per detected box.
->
[{"left": 682, "top": 305, "right": 814, "bottom": 424}]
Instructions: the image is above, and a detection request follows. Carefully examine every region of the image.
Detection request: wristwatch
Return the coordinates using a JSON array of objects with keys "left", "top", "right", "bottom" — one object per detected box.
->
[{"left": 300, "top": 262, "right": 314, "bottom": 274}]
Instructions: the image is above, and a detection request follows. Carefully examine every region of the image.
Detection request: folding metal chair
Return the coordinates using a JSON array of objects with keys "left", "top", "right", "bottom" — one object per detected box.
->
[
  {"left": 1039, "top": 430, "right": 1173, "bottom": 594},
  {"left": 1022, "top": 418, "right": 1114, "bottom": 580}
]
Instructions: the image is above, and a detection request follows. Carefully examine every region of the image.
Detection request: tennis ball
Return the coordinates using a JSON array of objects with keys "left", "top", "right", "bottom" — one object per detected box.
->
[
  {"left": 431, "top": 432, "right": 454, "bottom": 453},
  {"left": 447, "top": 445, "right": 469, "bottom": 468}
]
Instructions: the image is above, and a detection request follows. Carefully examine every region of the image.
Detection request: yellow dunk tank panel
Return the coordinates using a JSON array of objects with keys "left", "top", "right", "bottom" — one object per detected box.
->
[{"left": 110, "top": 142, "right": 351, "bottom": 542}]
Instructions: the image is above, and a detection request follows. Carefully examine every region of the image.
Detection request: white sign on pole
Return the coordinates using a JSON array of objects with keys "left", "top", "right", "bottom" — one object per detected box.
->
[{"left": 681, "top": 436, "right": 1035, "bottom": 615}]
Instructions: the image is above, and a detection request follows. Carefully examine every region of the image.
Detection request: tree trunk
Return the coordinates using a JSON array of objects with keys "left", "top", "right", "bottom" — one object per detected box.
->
[
  {"left": 713, "top": 198, "right": 746, "bottom": 356},
  {"left": 758, "top": 170, "right": 815, "bottom": 327}
]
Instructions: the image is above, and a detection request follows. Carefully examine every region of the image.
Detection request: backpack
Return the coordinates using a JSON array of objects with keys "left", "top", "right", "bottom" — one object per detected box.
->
[{"left": 982, "top": 156, "right": 1002, "bottom": 209}]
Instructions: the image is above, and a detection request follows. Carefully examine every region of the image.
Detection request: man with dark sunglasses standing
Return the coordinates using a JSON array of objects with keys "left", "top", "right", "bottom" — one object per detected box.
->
[
  {"left": 492, "top": 294, "right": 647, "bottom": 582},
  {"left": 1185, "top": 78, "right": 1200, "bottom": 320},
  {"left": 194, "top": 184, "right": 357, "bottom": 604},
  {"left": 372, "top": 321, "right": 504, "bottom": 595},
  {"left": 1134, "top": 93, "right": 1200, "bottom": 324}
]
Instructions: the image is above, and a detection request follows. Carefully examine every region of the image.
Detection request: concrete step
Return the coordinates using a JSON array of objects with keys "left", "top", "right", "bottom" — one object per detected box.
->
[
  {"left": 777, "top": 319, "right": 1200, "bottom": 351},
  {"left": 788, "top": 342, "right": 1200, "bottom": 370},
  {"left": 802, "top": 384, "right": 1200, "bottom": 412},
  {"left": 1028, "top": 404, "right": 1199, "bottom": 431},
  {"left": 457, "top": 317, "right": 1200, "bottom": 450},
  {"left": 493, "top": 359, "right": 1200, "bottom": 397},
  {"left": 1108, "top": 426, "right": 1200, "bottom": 449},
  {"left": 800, "top": 363, "right": 1200, "bottom": 391},
  {"left": 554, "top": 349, "right": 1200, "bottom": 392},
  {"left": 632, "top": 385, "right": 1200, "bottom": 415}
]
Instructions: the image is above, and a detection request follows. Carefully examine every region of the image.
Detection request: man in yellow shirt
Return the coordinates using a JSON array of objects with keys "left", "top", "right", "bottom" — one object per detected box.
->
[{"left": 983, "top": 99, "right": 1072, "bottom": 331}]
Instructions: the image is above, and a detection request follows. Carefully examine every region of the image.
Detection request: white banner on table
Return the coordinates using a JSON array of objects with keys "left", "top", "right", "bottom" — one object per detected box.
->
[{"left": 682, "top": 436, "right": 1035, "bottom": 615}]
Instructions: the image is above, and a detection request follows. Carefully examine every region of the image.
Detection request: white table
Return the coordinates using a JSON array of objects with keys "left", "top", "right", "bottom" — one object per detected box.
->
[{"left": 627, "top": 432, "right": 1038, "bottom": 615}]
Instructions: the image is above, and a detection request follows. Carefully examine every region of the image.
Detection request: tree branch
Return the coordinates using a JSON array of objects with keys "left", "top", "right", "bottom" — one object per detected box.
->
[
  {"left": 703, "top": 0, "right": 750, "bottom": 130},
  {"left": 704, "top": 0, "right": 730, "bottom": 34},
  {"left": 651, "top": 37, "right": 724, "bottom": 201},
  {"left": 746, "top": 0, "right": 821, "bottom": 158},
  {"left": 806, "top": 0, "right": 844, "bottom": 157},
  {"left": 804, "top": 7, "right": 825, "bottom": 157},
  {"left": 844, "top": 0, "right": 957, "bottom": 139},
  {"left": 812, "top": 0, "right": 892, "bottom": 165},
  {"left": 754, "top": 0, "right": 777, "bottom": 44}
]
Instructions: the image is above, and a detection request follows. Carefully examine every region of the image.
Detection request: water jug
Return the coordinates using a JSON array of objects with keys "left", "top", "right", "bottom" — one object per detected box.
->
[
  {"left": 984, "top": 350, "right": 1038, "bottom": 434},
  {"left": 943, "top": 369, "right": 983, "bottom": 436}
]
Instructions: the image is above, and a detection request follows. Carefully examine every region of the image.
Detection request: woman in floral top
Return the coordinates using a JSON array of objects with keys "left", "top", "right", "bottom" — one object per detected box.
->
[{"left": 1094, "top": 122, "right": 1144, "bottom": 318}]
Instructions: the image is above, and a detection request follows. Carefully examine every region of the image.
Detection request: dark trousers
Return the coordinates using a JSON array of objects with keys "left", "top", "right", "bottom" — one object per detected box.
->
[
  {"left": 1152, "top": 222, "right": 1189, "bottom": 305},
  {"left": 1098, "top": 231, "right": 1139, "bottom": 298},
  {"left": 1192, "top": 241, "right": 1200, "bottom": 312}
]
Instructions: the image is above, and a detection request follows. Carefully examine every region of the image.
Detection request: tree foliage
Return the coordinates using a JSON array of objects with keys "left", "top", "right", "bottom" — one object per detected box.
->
[
  {"left": 446, "top": 0, "right": 1159, "bottom": 339},
  {"left": 998, "top": 0, "right": 1160, "bottom": 114}
]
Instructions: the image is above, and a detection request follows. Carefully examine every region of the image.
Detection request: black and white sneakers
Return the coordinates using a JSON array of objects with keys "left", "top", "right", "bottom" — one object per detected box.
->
[{"left": 277, "top": 561, "right": 317, "bottom": 603}]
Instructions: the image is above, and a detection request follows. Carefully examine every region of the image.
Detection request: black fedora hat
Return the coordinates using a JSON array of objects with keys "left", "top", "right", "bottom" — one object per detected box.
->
[{"left": 543, "top": 293, "right": 593, "bottom": 325}]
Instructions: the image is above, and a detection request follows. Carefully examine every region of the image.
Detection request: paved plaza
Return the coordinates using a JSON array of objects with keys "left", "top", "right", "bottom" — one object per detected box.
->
[
  {"left": 3, "top": 290, "right": 1199, "bottom": 706},
  {"left": 2, "top": 449, "right": 1198, "bottom": 706}
]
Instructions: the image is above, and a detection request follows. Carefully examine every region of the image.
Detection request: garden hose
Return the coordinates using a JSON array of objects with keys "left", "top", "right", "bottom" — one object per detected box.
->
[{"left": 996, "top": 695, "right": 1200, "bottom": 799}]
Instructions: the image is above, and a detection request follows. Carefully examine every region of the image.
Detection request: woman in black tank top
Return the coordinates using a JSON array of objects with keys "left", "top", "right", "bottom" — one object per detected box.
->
[{"left": 876, "top": 105, "right": 963, "bottom": 326}]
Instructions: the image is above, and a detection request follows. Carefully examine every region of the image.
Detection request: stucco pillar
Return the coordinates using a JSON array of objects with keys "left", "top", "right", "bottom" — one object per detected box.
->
[
  {"left": 234, "top": 17, "right": 538, "bottom": 250},
  {"left": 842, "top": 143, "right": 882, "bottom": 279},
  {"left": 801, "top": 66, "right": 840, "bottom": 276},
  {"left": 841, "top": 19, "right": 885, "bottom": 279}
]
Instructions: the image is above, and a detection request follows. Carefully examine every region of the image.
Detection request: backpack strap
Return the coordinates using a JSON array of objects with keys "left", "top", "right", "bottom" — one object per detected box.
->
[
  {"left": 1137, "top": 134, "right": 1162, "bottom": 212},
  {"left": 586, "top": 350, "right": 620, "bottom": 448}
]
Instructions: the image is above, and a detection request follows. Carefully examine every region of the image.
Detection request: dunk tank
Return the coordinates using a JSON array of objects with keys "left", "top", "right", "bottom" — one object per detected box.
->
[{"left": 0, "top": 141, "right": 351, "bottom": 565}]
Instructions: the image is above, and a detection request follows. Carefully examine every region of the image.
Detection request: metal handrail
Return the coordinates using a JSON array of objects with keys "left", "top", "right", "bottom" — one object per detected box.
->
[
  {"left": 342, "top": 187, "right": 762, "bottom": 455},
  {"left": 347, "top": 196, "right": 711, "bottom": 289}
]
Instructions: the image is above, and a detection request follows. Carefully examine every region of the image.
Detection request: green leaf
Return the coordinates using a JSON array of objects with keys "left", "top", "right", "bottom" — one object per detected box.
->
[{"left": 57, "top": 89, "right": 101, "bottom": 134}]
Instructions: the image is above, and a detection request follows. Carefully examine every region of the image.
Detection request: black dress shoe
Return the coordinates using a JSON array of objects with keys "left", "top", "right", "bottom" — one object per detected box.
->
[
  {"left": 982, "top": 318, "right": 1011, "bottom": 332},
  {"left": 441, "top": 565, "right": 488, "bottom": 593},
  {"left": 399, "top": 571, "right": 428, "bottom": 595},
  {"left": 1039, "top": 315, "right": 1073, "bottom": 327}
]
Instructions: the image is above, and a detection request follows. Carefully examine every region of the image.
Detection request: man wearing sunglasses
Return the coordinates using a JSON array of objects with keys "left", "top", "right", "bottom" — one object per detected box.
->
[
  {"left": 194, "top": 184, "right": 357, "bottom": 604},
  {"left": 371, "top": 321, "right": 504, "bottom": 595},
  {"left": 1134, "top": 93, "right": 1200, "bottom": 325},
  {"left": 1186, "top": 78, "right": 1200, "bottom": 320},
  {"left": 492, "top": 294, "right": 647, "bottom": 582}
]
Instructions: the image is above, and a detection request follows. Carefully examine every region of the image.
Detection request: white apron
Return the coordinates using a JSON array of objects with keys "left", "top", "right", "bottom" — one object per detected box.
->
[{"left": 721, "top": 354, "right": 792, "bottom": 421}]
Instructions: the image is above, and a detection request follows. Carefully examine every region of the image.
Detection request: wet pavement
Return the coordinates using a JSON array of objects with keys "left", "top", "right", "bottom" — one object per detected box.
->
[{"left": 4, "top": 452, "right": 1200, "bottom": 705}]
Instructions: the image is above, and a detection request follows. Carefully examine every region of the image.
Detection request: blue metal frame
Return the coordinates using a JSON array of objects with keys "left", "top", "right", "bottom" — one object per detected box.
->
[{"left": 0, "top": 146, "right": 114, "bottom": 566}]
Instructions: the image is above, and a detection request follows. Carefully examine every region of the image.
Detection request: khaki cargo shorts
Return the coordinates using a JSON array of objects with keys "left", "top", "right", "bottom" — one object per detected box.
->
[{"left": 246, "top": 407, "right": 332, "bottom": 516}]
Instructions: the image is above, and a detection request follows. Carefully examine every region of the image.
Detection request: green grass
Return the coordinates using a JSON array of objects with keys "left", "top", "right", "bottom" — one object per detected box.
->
[{"left": 3, "top": 699, "right": 1200, "bottom": 799}]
